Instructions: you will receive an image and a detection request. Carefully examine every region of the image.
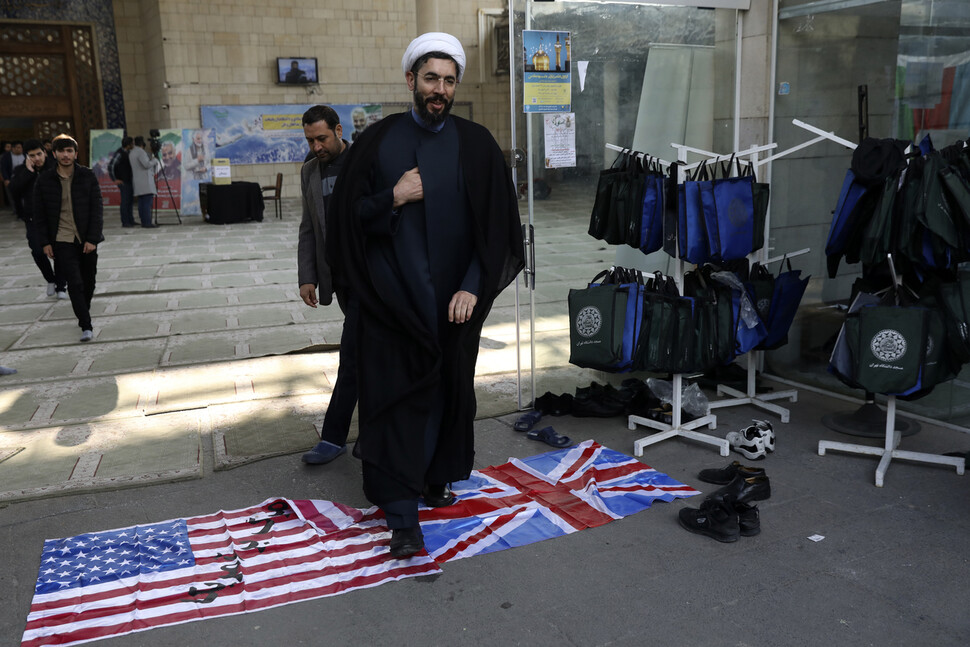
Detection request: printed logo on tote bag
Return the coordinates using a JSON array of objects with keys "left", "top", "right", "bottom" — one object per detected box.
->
[
  {"left": 576, "top": 306, "right": 603, "bottom": 338},
  {"left": 870, "top": 329, "right": 907, "bottom": 363}
]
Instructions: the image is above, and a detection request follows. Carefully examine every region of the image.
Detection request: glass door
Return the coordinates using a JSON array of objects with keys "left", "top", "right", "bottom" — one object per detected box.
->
[{"left": 508, "top": 0, "right": 739, "bottom": 408}]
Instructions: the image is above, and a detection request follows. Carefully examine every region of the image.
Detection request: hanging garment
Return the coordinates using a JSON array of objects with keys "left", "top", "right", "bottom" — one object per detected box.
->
[{"left": 825, "top": 168, "right": 870, "bottom": 278}]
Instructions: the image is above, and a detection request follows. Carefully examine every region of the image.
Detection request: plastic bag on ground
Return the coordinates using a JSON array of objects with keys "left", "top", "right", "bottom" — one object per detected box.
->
[{"left": 645, "top": 378, "right": 710, "bottom": 417}]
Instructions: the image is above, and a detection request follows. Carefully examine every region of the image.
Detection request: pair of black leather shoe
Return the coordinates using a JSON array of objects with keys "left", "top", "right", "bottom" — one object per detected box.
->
[
  {"left": 700, "top": 462, "right": 771, "bottom": 505},
  {"left": 534, "top": 392, "right": 573, "bottom": 416},
  {"left": 678, "top": 493, "right": 762, "bottom": 542},
  {"left": 679, "top": 461, "right": 771, "bottom": 542}
]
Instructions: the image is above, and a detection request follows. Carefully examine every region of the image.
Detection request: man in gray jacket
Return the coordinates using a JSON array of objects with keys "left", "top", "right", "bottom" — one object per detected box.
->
[
  {"left": 129, "top": 136, "right": 160, "bottom": 228},
  {"left": 298, "top": 105, "right": 355, "bottom": 465}
]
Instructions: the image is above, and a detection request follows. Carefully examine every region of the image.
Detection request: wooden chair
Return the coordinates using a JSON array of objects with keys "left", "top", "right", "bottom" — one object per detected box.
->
[{"left": 261, "top": 172, "right": 283, "bottom": 219}]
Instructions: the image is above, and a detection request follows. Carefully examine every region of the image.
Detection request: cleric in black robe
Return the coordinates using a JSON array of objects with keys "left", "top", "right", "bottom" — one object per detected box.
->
[{"left": 326, "top": 33, "right": 524, "bottom": 557}]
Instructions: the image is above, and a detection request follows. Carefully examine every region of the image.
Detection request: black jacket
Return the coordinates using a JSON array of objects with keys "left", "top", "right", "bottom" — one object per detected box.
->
[
  {"left": 108, "top": 147, "right": 133, "bottom": 184},
  {"left": 31, "top": 164, "right": 105, "bottom": 247},
  {"left": 10, "top": 157, "right": 56, "bottom": 245},
  {"left": 10, "top": 157, "right": 55, "bottom": 217}
]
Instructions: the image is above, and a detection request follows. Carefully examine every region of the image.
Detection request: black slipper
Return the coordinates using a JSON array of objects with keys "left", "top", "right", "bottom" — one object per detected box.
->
[
  {"left": 513, "top": 409, "right": 543, "bottom": 432},
  {"left": 526, "top": 426, "right": 573, "bottom": 448}
]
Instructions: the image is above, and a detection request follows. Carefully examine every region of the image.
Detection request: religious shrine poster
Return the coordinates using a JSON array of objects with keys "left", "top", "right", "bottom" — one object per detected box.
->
[
  {"left": 523, "top": 30, "right": 571, "bottom": 113},
  {"left": 89, "top": 129, "right": 124, "bottom": 208}
]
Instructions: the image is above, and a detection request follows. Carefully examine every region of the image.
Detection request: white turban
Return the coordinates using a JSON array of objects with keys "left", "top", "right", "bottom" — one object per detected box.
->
[{"left": 401, "top": 32, "right": 466, "bottom": 82}]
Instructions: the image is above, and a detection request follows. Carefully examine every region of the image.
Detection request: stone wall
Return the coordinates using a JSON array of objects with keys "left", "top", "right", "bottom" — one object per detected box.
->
[{"left": 113, "top": 0, "right": 510, "bottom": 191}]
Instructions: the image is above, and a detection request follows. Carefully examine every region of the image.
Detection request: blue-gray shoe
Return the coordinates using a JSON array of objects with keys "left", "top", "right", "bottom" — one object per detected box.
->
[{"left": 301, "top": 440, "right": 346, "bottom": 464}]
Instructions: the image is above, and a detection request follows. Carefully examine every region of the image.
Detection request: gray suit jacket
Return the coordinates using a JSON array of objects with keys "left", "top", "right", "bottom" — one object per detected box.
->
[{"left": 298, "top": 157, "right": 333, "bottom": 306}]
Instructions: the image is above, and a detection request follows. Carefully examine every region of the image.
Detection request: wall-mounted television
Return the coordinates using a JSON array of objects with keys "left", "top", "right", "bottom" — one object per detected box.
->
[{"left": 276, "top": 57, "right": 318, "bottom": 84}]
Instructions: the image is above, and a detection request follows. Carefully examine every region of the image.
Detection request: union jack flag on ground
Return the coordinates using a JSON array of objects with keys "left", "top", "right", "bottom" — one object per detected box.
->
[{"left": 22, "top": 440, "right": 699, "bottom": 647}]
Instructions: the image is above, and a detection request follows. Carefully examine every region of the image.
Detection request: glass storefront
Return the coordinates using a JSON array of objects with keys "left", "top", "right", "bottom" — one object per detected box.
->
[
  {"left": 508, "top": 0, "right": 970, "bottom": 429},
  {"left": 508, "top": 1, "right": 738, "bottom": 407},
  {"left": 768, "top": 0, "right": 970, "bottom": 426}
]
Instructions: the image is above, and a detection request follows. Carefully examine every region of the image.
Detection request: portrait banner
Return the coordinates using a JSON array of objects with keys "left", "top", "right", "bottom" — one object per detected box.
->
[
  {"left": 89, "top": 129, "right": 124, "bottom": 207},
  {"left": 153, "top": 129, "right": 182, "bottom": 212},
  {"left": 180, "top": 129, "right": 215, "bottom": 216}
]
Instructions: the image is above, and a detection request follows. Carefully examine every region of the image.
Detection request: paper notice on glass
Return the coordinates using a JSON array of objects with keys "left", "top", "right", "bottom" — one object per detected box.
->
[{"left": 543, "top": 113, "right": 576, "bottom": 169}]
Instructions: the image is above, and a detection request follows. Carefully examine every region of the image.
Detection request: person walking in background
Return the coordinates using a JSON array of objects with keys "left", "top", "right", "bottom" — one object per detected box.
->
[
  {"left": 9, "top": 138, "right": 65, "bottom": 299},
  {"left": 30, "top": 134, "right": 104, "bottom": 343},
  {"left": 2, "top": 140, "right": 26, "bottom": 219},
  {"left": 108, "top": 136, "right": 135, "bottom": 227},
  {"left": 297, "top": 105, "right": 354, "bottom": 466},
  {"left": 129, "top": 136, "right": 160, "bottom": 228},
  {"left": 326, "top": 32, "right": 523, "bottom": 558}
]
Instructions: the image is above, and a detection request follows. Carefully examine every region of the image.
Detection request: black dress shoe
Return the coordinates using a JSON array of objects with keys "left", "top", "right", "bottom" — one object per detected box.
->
[
  {"left": 422, "top": 484, "right": 455, "bottom": 508},
  {"left": 697, "top": 461, "right": 767, "bottom": 485},
  {"left": 678, "top": 495, "right": 741, "bottom": 543},
  {"left": 710, "top": 473, "right": 771, "bottom": 504},
  {"left": 389, "top": 526, "right": 424, "bottom": 558}
]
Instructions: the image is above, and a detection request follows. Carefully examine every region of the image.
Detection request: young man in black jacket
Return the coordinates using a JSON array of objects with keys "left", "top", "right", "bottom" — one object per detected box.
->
[
  {"left": 10, "top": 139, "right": 65, "bottom": 299},
  {"left": 31, "top": 134, "right": 104, "bottom": 342}
]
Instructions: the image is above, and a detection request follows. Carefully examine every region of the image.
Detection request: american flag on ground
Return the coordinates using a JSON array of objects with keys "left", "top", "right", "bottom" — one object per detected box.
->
[{"left": 22, "top": 440, "right": 699, "bottom": 647}]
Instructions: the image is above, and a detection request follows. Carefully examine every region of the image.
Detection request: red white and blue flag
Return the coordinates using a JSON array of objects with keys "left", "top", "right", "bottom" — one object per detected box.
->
[{"left": 22, "top": 440, "right": 699, "bottom": 647}]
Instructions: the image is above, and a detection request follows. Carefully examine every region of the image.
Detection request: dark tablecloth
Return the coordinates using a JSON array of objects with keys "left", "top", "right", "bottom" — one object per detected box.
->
[{"left": 201, "top": 182, "right": 264, "bottom": 224}]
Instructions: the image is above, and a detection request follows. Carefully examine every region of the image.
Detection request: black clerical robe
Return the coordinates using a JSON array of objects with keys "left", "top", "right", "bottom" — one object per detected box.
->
[{"left": 327, "top": 112, "right": 523, "bottom": 504}]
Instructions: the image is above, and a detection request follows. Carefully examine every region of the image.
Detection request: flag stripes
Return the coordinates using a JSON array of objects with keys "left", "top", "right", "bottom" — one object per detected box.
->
[
  {"left": 23, "top": 499, "right": 438, "bottom": 647},
  {"left": 23, "top": 440, "right": 699, "bottom": 647}
]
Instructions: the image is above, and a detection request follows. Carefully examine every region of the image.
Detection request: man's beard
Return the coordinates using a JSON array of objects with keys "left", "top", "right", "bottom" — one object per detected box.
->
[{"left": 413, "top": 88, "right": 453, "bottom": 125}]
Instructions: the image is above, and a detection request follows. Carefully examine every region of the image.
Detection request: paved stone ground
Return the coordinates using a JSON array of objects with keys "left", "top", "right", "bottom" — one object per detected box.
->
[{"left": 0, "top": 191, "right": 612, "bottom": 501}]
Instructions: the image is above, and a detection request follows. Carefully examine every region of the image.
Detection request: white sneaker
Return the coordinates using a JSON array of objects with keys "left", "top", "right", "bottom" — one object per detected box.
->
[
  {"left": 57, "top": 291, "right": 68, "bottom": 300},
  {"left": 46, "top": 283, "right": 56, "bottom": 297},
  {"left": 80, "top": 330, "right": 93, "bottom": 342},
  {"left": 751, "top": 419, "right": 775, "bottom": 453},
  {"left": 725, "top": 425, "right": 767, "bottom": 460}
]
